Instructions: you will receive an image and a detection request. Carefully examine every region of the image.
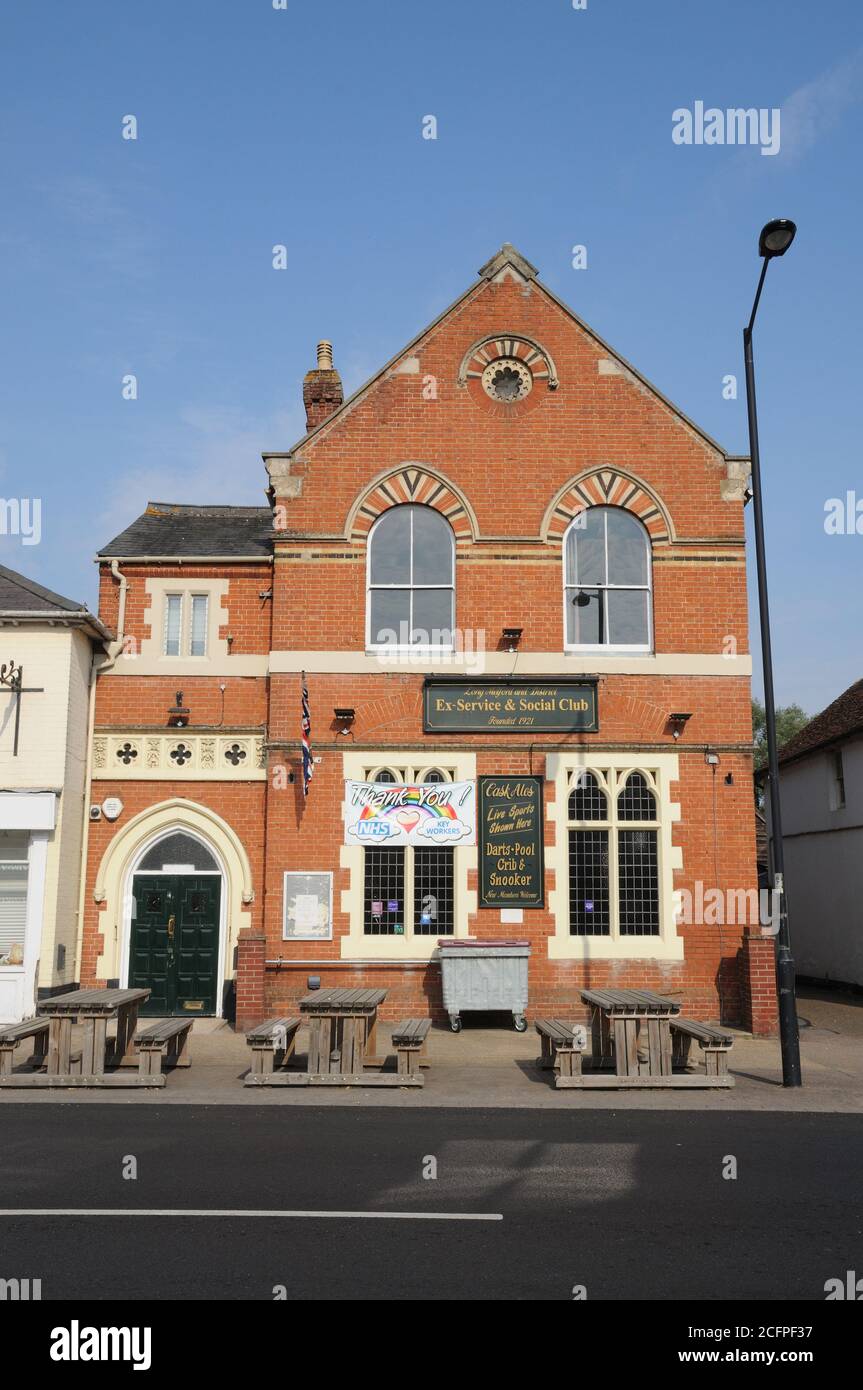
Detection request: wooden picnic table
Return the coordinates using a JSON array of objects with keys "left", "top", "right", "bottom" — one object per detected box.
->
[
  {"left": 9, "top": 987, "right": 156, "bottom": 1088},
  {"left": 288, "top": 987, "right": 414, "bottom": 1086},
  {"left": 574, "top": 987, "right": 684, "bottom": 1089},
  {"left": 296, "top": 987, "right": 386, "bottom": 1081}
]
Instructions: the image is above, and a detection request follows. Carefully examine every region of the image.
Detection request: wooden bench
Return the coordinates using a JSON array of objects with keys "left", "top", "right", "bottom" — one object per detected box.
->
[
  {"left": 244, "top": 1016, "right": 302, "bottom": 1083},
  {"left": 535, "top": 1018, "right": 588, "bottom": 1083},
  {"left": 671, "top": 1018, "right": 735, "bottom": 1081},
  {"left": 0, "top": 1018, "right": 50, "bottom": 1075},
  {"left": 391, "top": 1018, "right": 431, "bottom": 1081},
  {"left": 134, "top": 1018, "right": 193, "bottom": 1079}
]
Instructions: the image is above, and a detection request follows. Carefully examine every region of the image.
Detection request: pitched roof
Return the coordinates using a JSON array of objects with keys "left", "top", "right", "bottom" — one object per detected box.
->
[
  {"left": 269, "top": 242, "right": 747, "bottom": 465},
  {"left": 97, "top": 502, "right": 274, "bottom": 559},
  {"left": 779, "top": 678, "right": 863, "bottom": 765},
  {"left": 0, "top": 563, "right": 88, "bottom": 615},
  {"left": 0, "top": 563, "right": 111, "bottom": 639}
]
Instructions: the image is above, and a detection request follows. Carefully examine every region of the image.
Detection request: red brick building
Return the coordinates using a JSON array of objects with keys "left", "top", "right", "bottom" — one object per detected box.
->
[{"left": 81, "top": 244, "right": 777, "bottom": 1035}]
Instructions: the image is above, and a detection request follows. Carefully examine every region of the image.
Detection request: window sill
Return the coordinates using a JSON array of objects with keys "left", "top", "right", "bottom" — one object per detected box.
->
[
  {"left": 366, "top": 647, "right": 455, "bottom": 656},
  {"left": 341, "top": 935, "right": 444, "bottom": 962},
  {"left": 547, "top": 934, "right": 684, "bottom": 962},
  {"left": 564, "top": 646, "right": 653, "bottom": 656}
]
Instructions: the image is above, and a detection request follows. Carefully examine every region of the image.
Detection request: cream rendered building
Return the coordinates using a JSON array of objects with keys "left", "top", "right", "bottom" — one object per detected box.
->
[{"left": 0, "top": 565, "right": 110, "bottom": 1023}]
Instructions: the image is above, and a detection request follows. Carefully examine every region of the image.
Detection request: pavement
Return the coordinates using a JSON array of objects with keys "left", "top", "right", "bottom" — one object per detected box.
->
[
  {"left": 1, "top": 986, "right": 861, "bottom": 1110},
  {"left": 2, "top": 1106, "right": 862, "bottom": 1299}
]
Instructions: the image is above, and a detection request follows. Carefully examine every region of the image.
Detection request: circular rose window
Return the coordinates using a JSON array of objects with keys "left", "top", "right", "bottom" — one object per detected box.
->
[{"left": 481, "top": 357, "right": 533, "bottom": 403}]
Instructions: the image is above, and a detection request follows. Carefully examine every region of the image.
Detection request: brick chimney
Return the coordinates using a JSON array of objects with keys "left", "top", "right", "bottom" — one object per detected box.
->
[{"left": 303, "top": 340, "right": 344, "bottom": 432}]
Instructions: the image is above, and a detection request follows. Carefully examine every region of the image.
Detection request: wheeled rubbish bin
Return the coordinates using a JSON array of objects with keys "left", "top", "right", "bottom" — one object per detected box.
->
[{"left": 437, "top": 939, "right": 531, "bottom": 1032}]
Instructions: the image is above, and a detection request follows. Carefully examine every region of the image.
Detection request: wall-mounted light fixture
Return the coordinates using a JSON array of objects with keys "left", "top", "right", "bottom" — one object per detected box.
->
[
  {"left": 668, "top": 711, "right": 692, "bottom": 740},
  {"left": 334, "top": 707, "right": 356, "bottom": 735},
  {"left": 502, "top": 626, "right": 523, "bottom": 653},
  {"left": 167, "top": 691, "right": 191, "bottom": 728}
]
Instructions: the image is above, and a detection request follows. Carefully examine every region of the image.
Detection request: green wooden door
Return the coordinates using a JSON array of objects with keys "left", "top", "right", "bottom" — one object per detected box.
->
[{"left": 130, "top": 874, "right": 221, "bottom": 1016}]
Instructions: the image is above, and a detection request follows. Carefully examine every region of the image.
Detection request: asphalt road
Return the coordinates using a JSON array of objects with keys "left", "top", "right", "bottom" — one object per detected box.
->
[{"left": 1, "top": 1106, "right": 861, "bottom": 1300}]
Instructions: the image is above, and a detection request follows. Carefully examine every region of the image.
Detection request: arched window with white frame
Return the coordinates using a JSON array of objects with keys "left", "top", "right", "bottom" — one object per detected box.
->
[
  {"left": 564, "top": 506, "right": 652, "bottom": 651},
  {"left": 367, "top": 504, "right": 455, "bottom": 649},
  {"left": 567, "top": 768, "right": 661, "bottom": 938}
]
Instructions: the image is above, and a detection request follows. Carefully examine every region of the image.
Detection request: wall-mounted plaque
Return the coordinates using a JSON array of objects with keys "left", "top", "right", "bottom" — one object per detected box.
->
[
  {"left": 423, "top": 679, "right": 598, "bottom": 733},
  {"left": 478, "top": 776, "right": 544, "bottom": 909},
  {"left": 283, "top": 872, "right": 332, "bottom": 941}
]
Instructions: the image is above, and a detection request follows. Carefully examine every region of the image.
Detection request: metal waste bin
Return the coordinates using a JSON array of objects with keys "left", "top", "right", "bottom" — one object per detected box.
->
[{"left": 437, "top": 939, "right": 530, "bottom": 1032}]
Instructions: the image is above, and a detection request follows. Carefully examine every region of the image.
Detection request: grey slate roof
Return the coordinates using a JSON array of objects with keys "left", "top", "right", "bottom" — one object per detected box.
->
[
  {"left": 0, "top": 563, "right": 112, "bottom": 640},
  {"left": 0, "top": 563, "right": 89, "bottom": 615},
  {"left": 97, "top": 502, "right": 274, "bottom": 559}
]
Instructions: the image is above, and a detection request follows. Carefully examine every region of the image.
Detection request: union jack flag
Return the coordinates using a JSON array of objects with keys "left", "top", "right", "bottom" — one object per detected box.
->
[{"left": 301, "top": 672, "right": 313, "bottom": 797}]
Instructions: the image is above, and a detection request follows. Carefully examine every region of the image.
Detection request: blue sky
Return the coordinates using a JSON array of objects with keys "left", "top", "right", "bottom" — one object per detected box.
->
[{"left": 1, "top": 0, "right": 861, "bottom": 713}]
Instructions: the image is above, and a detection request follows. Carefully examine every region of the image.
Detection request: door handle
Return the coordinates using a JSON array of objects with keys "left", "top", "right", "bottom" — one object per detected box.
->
[{"left": 167, "top": 914, "right": 176, "bottom": 939}]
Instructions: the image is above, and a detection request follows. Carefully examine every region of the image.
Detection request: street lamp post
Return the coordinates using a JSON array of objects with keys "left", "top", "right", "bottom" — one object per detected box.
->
[{"left": 743, "top": 217, "right": 802, "bottom": 1087}]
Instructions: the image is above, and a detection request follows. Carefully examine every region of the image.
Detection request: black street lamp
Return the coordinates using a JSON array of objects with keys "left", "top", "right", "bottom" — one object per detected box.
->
[{"left": 743, "top": 217, "right": 802, "bottom": 1087}]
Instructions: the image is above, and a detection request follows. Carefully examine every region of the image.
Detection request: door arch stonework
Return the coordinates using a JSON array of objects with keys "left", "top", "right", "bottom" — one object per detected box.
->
[{"left": 89, "top": 799, "right": 254, "bottom": 997}]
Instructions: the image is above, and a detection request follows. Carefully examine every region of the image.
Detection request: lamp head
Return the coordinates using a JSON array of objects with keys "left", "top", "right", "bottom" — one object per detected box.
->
[{"left": 759, "top": 219, "right": 796, "bottom": 259}]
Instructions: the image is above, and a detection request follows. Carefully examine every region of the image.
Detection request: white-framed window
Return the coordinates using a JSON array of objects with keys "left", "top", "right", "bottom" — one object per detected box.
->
[
  {"left": 162, "top": 593, "right": 210, "bottom": 658},
  {"left": 564, "top": 506, "right": 652, "bottom": 651},
  {"left": 0, "top": 831, "right": 29, "bottom": 966},
  {"left": 567, "top": 768, "right": 661, "bottom": 938},
  {"left": 361, "top": 765, "right": 455, "bottom": 939},
  {"left": 367, "top": 504, "right": 455, "bottom": 650},
  {"left": 190, "top": 594, "right": 209, "bottom": 657},
  {"left": 164, "top": 594, "right": 183, "bottom": 657}
]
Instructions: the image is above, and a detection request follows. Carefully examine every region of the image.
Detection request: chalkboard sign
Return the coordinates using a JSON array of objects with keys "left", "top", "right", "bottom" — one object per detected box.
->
[{"left": 478, "top": 776, "right": 545, "bottom": 909}]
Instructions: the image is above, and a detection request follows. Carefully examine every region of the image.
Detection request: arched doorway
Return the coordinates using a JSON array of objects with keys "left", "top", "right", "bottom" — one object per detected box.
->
[{"left": 127, "top": 829, "right": 225, "bottom": 1017}]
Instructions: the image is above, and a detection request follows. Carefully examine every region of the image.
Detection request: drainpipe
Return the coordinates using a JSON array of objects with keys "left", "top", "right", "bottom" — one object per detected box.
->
[{"left": 73, "top": 561, "right": 128, "bottom": 985}]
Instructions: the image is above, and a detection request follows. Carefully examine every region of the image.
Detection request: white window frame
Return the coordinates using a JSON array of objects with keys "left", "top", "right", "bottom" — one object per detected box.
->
[
  {"left": 546, "top": 751, "right": 683, "bottom": 961},
  {"left": 566, "top": 768, "right": 662, "bottom": 941},
  {"left": 189, "top": 593, "right": 210, "bottom": 658},
  {"left": 340, "top": 753, "right": 476, "bottom": 960},
  {"left": 162, "top": 592, "right": 210, "bottom": 659},
  {"left": 0, "top": 831, "right": 30, "bottom": 966},
  {"left": 360, "top": 765, "right": 455, "bottom": 942},
  {"left": 563, "top": 507, "right": 653, "bottom": 654},
  {"left": 366, "top": 505, "right": 455, "bottom": 653},
  {"left": 163, "top": 593, "right": 184, "bottom": 657}
]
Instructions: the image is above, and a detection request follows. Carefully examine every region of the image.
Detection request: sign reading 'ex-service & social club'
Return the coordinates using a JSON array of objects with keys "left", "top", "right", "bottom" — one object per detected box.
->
[{"left": 423, "top": 679, "right": 598, "bottom": 733}]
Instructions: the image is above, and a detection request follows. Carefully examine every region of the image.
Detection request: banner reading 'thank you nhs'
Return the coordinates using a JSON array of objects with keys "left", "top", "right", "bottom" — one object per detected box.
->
[{"left": 343, "top": 781, "right": 476, "bottom": 846}]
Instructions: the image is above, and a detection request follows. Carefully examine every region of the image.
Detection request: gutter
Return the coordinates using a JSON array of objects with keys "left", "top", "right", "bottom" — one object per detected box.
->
[
  {"left": 94, "top": 555, "right": 272, "bottom": 565},
  {"left": 0, "top": 611, "right": 113, "bottom": 641}
]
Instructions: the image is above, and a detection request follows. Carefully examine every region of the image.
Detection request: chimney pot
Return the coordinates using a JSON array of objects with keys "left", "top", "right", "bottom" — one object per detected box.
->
[{"left": 303, "top": 340, "right": 343, "bottom": 432}]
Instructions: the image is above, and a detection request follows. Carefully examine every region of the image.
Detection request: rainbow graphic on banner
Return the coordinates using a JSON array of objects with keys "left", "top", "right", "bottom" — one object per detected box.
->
[{"left": 344, "top": 781, "right": 476, "bottom": 845}]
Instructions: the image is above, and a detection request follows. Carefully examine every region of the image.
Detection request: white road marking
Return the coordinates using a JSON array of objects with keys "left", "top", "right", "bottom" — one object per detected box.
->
[{"left": 0, "top": 1208, "right": 502, "bottom": 1221}]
